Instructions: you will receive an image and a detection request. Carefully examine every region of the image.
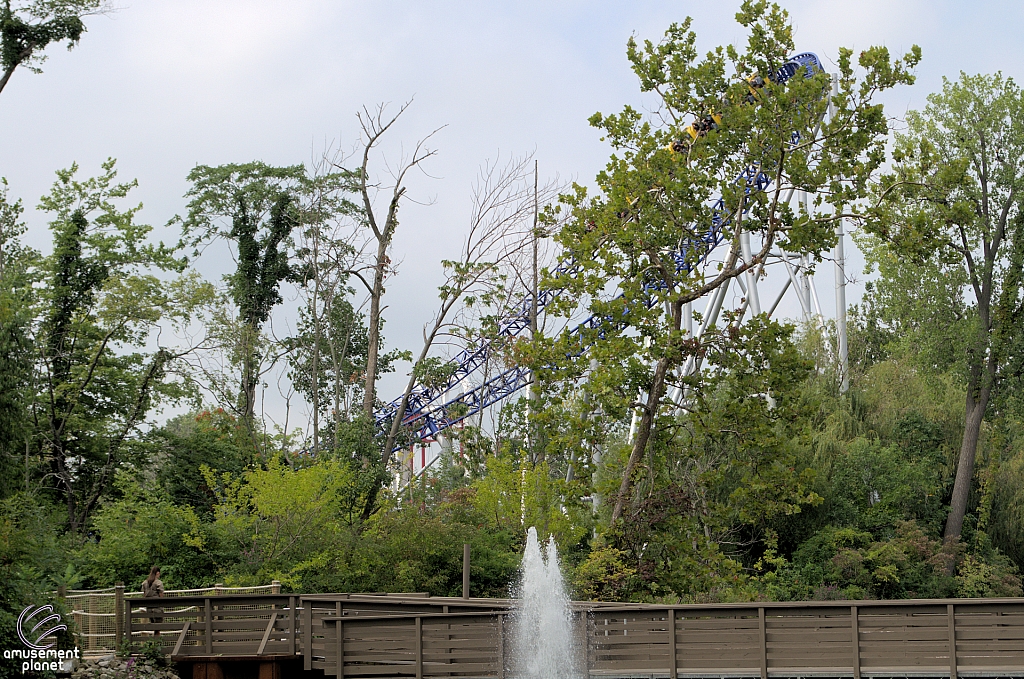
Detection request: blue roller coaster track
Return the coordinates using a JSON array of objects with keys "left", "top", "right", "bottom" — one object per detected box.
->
[{"left": 376, "top": 52, "right": 825, "bottom": 453}]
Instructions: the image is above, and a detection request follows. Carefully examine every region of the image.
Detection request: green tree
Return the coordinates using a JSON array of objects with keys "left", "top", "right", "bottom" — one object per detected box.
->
[
  {"left": 33, "top": 159, "right": 209, "bottom": 530},
  {"left": 205, "top": 458, "right": 356, "bottom": 583},
  {"left": 76, "top": 473, "right": 213, "bottom": 588},
  {"left": 867, "top": 72, "right": 1024, "bottom": 545},
  {"left": 0, "top": 179, "right": 36, "bottom": 499},
  {"left": 536, "top": 0, "right": 919, "bottom": 525},
  {"left": 177, "top": 162, "right": 356, "bottom": 435},
  {"left": 0, "top": 0, "right": 107, "bottom": 96},
  {"left": 153, "top": 409, "right": 254, "bottom": 518},
  {"left": 0, "top": 494, "right": 74, "bottom": 679}
]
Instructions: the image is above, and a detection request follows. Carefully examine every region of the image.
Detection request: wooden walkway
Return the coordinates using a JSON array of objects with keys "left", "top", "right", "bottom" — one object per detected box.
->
[{"left": 124, "top": 594, "right": 1024, "bottom": 678}]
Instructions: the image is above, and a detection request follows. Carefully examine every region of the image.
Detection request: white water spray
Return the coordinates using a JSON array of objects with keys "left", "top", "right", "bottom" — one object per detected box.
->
[{"left": 510, "top": 527, "right": 582, "bottom": 679}]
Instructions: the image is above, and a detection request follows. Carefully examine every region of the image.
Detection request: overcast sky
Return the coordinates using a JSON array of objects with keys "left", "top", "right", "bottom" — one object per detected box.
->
[{"left": 1, "top": 0, "right": 1020, "bottom": 431}]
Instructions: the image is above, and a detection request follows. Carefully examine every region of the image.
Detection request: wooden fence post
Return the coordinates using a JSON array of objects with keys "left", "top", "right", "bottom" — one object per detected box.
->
[
  {"left": 205, "top": 598, "right": 213, "bottom": 655},
  {"left": 948, "top": 603, "right": 957, "bottom": 679},
  {"left": 114, "top": 583, "right": 125, "bottom": 647},
  {"left": 125, "top": 597, "right": 133, "bottom": 655},
  {"left": 415, "top": 616, "right": 423, "bottom": 679},
  {"left": 303, "top": 599, "right": 312, "bottom": 671},
  {"left": 88, "top": 591, "right": 96, "bottom": 653},
  {"left": 336, "top": 619, "right": 344, "bottom": 679},
  {"left": 668, "top": 609, "right": 677, "bottom": 679},
  {"left": 851, "top": 605, "right": 860, "bottom": 679},
  {"left": 758, "top": 607, "right": 767, "bottom": 679},
  {"left": 289, "top": 596, "right": 296, "bottom": 656},
  {"left": 497, "top": 614, "right": 504, "bottom": 679},
  {"left": 271, "top": 580, "right": 281, "bottom": 594}
]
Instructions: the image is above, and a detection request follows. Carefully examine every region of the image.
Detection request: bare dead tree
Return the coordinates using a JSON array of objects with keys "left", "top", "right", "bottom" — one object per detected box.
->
[
  {"left": 364, "top": 152, "right": 562, "bottom": 517},
  {"left": 341, "top": 102, "right": 443, "bottom": 426}
]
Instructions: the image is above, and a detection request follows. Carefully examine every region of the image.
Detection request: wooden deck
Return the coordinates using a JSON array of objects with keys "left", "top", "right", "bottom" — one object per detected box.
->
[{"left": 123, "top": 594, "right": 1024, "bottom": 678}]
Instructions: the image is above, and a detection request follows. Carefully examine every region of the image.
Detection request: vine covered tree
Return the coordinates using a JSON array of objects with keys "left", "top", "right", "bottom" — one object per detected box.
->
[
  {"left": 32, "top": 160, "right": 209, "bottom": 530},
  {"left": 176, "top": 162, "right": 356, "bottom": 435}
]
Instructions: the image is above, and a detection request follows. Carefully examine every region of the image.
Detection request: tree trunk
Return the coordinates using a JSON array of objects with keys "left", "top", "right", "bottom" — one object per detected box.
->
[
  {"left": 0, "top": 65, "right": 16, "bottom": 96},
  {"left": 311, "top": 235, "right": 321, "bottom": 455},
  {"left": 0, "top": 45, "right": 34, "bottom": 97},
  {"left": 361, "top": 243, "right": 387, "bottom": 420},
  {"left": 241, "top": 338, "right": 258, "bottom": 432},
  {"left": 944, "top": 384, "right": 991, "bottom": 545},
  {"left": 611, "top": 355, "right": 670, "bottom": 524}
]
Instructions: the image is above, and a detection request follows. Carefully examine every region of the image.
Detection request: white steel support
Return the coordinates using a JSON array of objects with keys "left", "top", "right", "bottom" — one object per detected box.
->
[
  {"left": 801, "top": 256, "right": 813, "bottom": 320},
  {"left": 666, "top": 275, "right": 732, "bottom": 407},
  {"left": 739, "top": 231, "right": 762, "bottom": 315},
  {"left": 781, "top": 255, "right": 811, "bottom": 319},
  {"left": 628, "top": 336, "right": 654, "bottom": 443},
  {"left": 827, "top": 72, "right": 850, "bottom": 393},
  {"left": 589, "top": 357, "right": 602, "bottom": 514},
  {"left": 835, "top": 216, "right": 849, "bottom": 392},
  {"left": 806, "top": 255, "right": 824, "bottom": 320},
  {"left": 767, "top": 277, "right": 793, "bottom": 317}
]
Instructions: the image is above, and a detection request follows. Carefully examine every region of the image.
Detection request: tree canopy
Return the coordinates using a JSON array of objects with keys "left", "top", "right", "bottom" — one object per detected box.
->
[{"left": 6, "top": 9, "right": 1024, "bottom": 671}]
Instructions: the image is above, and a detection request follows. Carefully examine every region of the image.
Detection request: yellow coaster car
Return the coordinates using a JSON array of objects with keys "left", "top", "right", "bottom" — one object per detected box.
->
[{"left": 667, "top": 72, "right": 770, "bottom": 153}]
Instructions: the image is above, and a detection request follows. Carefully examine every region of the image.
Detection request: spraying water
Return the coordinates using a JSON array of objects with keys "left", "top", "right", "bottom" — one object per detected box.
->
[{"left": 510, "top": 527, "right": 582, "bottom": 679}]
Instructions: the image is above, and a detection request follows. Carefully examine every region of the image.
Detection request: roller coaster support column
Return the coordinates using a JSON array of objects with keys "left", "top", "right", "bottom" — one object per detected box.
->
[
  {"left": 835, "top": 217, "right": 849, "bottom": 392},
  {"left": 740, "top": 231, "right": 762, "bottom": 315},
  {"left": 828, "top": 74, "right": 849, "bottom": 393}
]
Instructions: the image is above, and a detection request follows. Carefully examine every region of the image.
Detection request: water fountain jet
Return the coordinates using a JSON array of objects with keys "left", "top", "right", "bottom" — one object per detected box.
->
[{"left": 510, "top": 527, "right": 582, "bottom": 679}]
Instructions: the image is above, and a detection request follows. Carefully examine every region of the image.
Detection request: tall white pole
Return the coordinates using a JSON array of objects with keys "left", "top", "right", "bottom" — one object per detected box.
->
[
  {"left": 835, "top": 219, "right": 849, "bottom": 392},
  {"left": 739, "top": 231, "right": 762, "bottom": 315},
  {"left": 829, "top": 73, "right": 849, "bottom": 393}
]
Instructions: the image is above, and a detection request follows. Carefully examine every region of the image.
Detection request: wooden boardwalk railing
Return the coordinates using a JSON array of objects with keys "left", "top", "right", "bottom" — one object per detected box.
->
[
  {"left": 587, "top": 600, "right": 1024, "bottom": 678},
  {"left": 124, "top": 595, "right": 1024, "bottom": 678}
]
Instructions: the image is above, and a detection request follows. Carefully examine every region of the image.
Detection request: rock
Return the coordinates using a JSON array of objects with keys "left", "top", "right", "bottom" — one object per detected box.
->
[{"left": 70, "top": 657, "right": 179, "bottom": 679}]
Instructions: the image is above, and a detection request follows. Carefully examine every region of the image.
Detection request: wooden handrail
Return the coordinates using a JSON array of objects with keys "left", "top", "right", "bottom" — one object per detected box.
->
[
  {"left": 320, "top": 610, "right": 509, "bottom": 623},
  {"left": 123, "top": 593, "right": 1024, "bottom": 679}
]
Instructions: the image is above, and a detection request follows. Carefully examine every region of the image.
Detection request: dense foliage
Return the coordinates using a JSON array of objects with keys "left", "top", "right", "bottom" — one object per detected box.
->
[{"left": 3, "top": 8, "right": 1024, "bottom": 675}]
